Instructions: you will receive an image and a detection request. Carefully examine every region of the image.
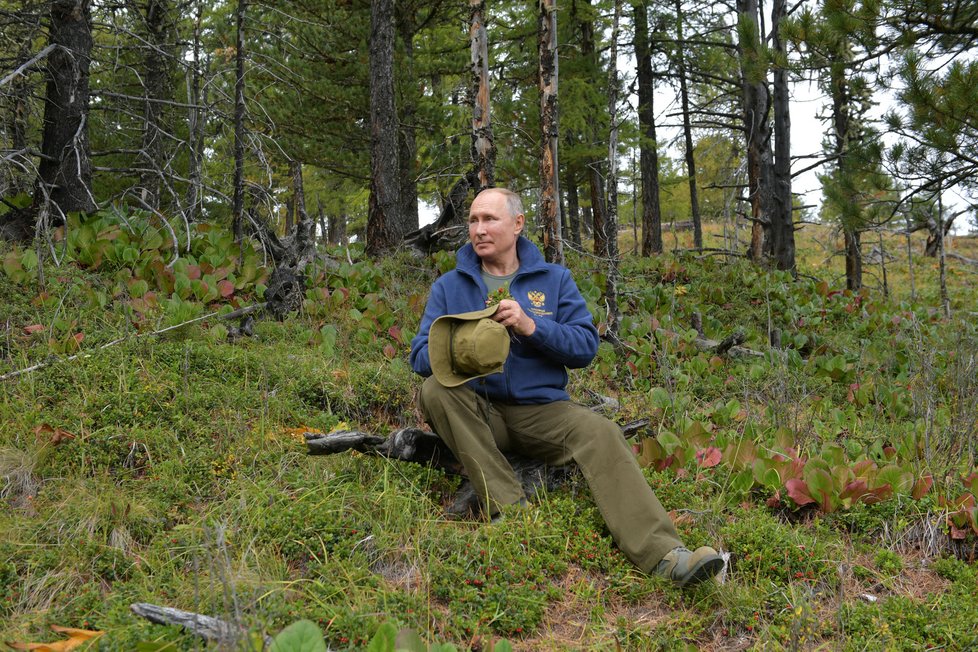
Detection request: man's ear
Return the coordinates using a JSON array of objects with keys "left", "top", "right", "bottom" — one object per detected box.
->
[{"left": 515, "top": 213, "right": 525, "bottom": 234}]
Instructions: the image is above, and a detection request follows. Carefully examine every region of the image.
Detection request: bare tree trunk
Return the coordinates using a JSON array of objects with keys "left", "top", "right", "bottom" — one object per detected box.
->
[
  {"left": 184, "top": 0, "right": 204, "bottom": 224},
  {"left": 736, "top": 0, "right": 772, "bottom": 263},
  {"left": 367, "top": 0, "right": 400, "bottom": 256},
  {"left": 844, "top": 228, "right": 861, "bottom": 291},
  {"left": 470, "top": 0, "right": 496, "bottom": 192},
  {"left": 674, "top": 0, "right": 701, "bottom": 249},
  {"left": 134, "top": 0, "right": 173, "bottom": 211},
  {"left": 604, "top": 0, "right": 622, "bottom": 338},
  {"left": 37, "top": 0, "right": 95, "bottom": 219},
  {"left": 396, "top": 7, "right": 419, "bottom": 234},
  {"left": 231, "top": 0, "right": 247, "bottom": 243},
  {"left": 634, "top": 0, "right": 663, "bottom": 256},
  {"left": 829, "top": 63, "right": 862, "bottom": 292},
  {"left": 539, "top": 0, "right": 562, "bottom": 264},
  {"left": 567, "top": 166, "right": 581, "bottom": 247},
  {"left": 578, "top": 0, "right": 606, "bottom": 259},
  {"left": 770, "top": 0, "right": 795, "bottom": 272},
  {"left": 938, "top": 190, "right": 950, "bottom": 318}
]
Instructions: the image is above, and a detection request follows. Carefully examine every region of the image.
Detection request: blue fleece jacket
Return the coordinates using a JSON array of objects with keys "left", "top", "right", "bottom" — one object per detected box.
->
[{"left": 410, "top": 237, "right": 600, "bottom": 404}]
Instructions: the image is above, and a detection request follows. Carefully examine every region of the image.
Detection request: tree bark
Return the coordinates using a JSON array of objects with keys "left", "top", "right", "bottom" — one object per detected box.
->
[
  {"left": 770, "top": 0, "right": 795, "bottom": 272},
  {"left": 578, "top": 1, "right": 606, "bottom": 259},
  {"left": 674, "top": 0, "right": 701, "bottom": 249},
  {"left": 634, "top": 1, "right": 663, "bottom": 256},
  {"left": 184, "top": 0, "right": 205, "bottom": 224},
  {"left": 367, "top": 0, "right": 400, "bottom": 256},
  {"left": 736, "top": 0, "right": 774, "bottom": 263},
  {"left": 37, "top": 0, "right": 95, "bottom": 218},
  {"left": 396, "top": 7, "right": 420, "bottom": 235},
  {"left": 539, "top": 0, "right": 563, "bottom": 264},
  {"left": 604, "top": 0, "right": 622, "bottom": 338},
  {"left": 566, "top": 166, "right": 582, "bottom": 247},
  {"left": 134, "top": 0, "right": 173, "bottom": 211},
  {"left": 469, "top": 0, "right": 496, "bottom": 192},
  {"left": 231, "top": 0, "right": 246, "bottom": 243},
  {"left": 844, "top": 228, "right": 861, "bottom": 291}
]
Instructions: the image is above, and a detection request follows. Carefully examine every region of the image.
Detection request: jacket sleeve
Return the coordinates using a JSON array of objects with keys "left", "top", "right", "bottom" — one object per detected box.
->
[
  {"left": 524, "top": 268, "right": 599, "bottom": 369},
  {"left": 409, "top": 280, "right": 449, "bottom": 377}
]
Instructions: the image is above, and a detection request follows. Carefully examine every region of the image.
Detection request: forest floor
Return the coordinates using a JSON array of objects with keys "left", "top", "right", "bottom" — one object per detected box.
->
[{"left": 2, "top": 217, "right": 978, "bottom": 651}]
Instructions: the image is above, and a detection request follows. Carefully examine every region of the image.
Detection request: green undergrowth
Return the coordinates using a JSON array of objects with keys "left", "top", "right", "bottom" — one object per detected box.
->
[{"left": 2, "top": 212, "right": 978, "bottom": 650}]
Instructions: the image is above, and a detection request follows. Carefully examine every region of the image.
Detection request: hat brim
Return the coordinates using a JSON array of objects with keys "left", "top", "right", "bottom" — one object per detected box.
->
[{"left": 429, "top": 305, "right": 507, "bottom": 387}]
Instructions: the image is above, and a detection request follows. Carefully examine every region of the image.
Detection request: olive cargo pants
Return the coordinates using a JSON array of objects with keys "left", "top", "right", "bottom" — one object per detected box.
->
[{"left": 419, "top": 376, "right": 683, "bottom": 572}]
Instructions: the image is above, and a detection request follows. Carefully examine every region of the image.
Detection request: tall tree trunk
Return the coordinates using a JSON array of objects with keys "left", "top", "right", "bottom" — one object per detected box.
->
[
  {"left": 539, "top": 0, "right": 562, "bottom": 264},
  {"left": 674, "top": 0, "right": 701, "bottom": 250},
  {"left": 770, "top": 0, "right": 795, "bottom": 272},
  {"left": 184, "top": 0, "right": 204, "bottom": 224},
  {"left": 566, "top": 166, "right": 582, "bottom": 247},
  {"left": 397, "top": 7, "right": 419, "bottom": 234},
  {"left": 470, "top": 0, "right": 496, "bottom": 191},
  {"left": 231, "top": 0, "right": 246, "bottom": 242},
  {"left": 937, "top": 189, "right": 950, "bottom": 318},
  {"left": 136, "top": 0, "right": 173, "bottom": 211},
  {"left": 604, "top": 0, "right": 622, "bottom": 338},
  {"left": 367, "top": 0, "right": 400, "bottom": 256},
  {"left": 844, "top": 228, "right": 861, "bottom": 291},
  {"left": 578, "top": 3, "right": 606, "bottom": 258},
  {"left": 635, "top": 0, "right": 663, "bottom": 256},
  {"left": 830, "top": 62, "right": 861, "bottom": 291},
  {"left": 736, "top": 0, "right": 773, "bottom": 263},
  {"left": 37, "top": 0, "right": 95, "bottom": 218}
]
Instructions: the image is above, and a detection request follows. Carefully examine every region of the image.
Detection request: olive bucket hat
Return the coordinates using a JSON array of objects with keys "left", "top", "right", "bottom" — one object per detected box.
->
[{"left": 429, "top": 305, "right": 511, "bottom": 387}]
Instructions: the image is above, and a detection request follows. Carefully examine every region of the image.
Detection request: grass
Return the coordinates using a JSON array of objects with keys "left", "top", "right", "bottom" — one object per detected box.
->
[{"left": 1, "top": 217, "right": 977, "bottom": 650}]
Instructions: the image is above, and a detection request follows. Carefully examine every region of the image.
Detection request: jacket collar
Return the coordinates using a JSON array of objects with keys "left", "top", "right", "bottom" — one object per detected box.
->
[{"left": 456, "top": 236, "right": 547, "bottom": 277}]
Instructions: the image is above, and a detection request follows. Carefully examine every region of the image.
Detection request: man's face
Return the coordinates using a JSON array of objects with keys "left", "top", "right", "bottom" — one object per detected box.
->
[{"left": 468, "top": 191, "right": 524, "bottom": 264}]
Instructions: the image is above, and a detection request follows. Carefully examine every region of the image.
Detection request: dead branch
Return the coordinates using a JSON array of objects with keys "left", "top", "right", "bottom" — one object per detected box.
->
[
  {"left": 0, "top": 44, "right": 57, "bottom": 87},
  {"left": 129, "top": 603, "right": 268, "bottom": 646}
]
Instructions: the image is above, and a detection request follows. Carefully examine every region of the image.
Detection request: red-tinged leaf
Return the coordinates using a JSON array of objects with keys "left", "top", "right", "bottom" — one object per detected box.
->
[
  {"left": 653, "top": 454, "right": 676, "bottom": 472},
  {"left": 626, "top": 360, "right": 638, "bottom": 375},
  {"left": 912, "top": 474, "right": 933, "bottom": 500},
  {"left": 186, "top": 264, "right": 202, "bottom": 280},
  {"left": 852, "top": 459, "right": 877, "bottom": 478},
  {"left": 387, "top": 324, "right": 403, "bottom": 343},
  {"left": 217, "top": 279, "right": 235, "bottom": 298},
  {"left": 965, "top": 472, "right": 978, "bottom": 494},
  {"left": 839, "top": 479, "right": 868, "bottom": 502},
  {"left": 786, "top": 478, "right": 816, "bottom": 507},
  {"left": 949, "top": 521, "right": 969, "bottom": 540},
  {"left": 23, "top": 324, "right": 45, "bottom": 335},
  {"left": 766, "top": 490, "right": 782, "bottom": 508},
  {"left": 72, "top": 332, "right": 84, "bottom": 344},
  {"left": 382, "top": 343, "right": 397, "bottom": 359},
  {"left": 863, "top": 485, "right": 893, "bottom": 504},
  {"left": 695, "top": 447, "right": 722, "bottom": 468},
  {"left": 883, "top": 446, "right": 897, "bottom": 460}
]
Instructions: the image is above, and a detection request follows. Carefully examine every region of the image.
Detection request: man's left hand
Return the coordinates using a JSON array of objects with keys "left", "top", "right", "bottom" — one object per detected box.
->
[{"left": 492, "top": 299, "right": 536, "bottom": 336}]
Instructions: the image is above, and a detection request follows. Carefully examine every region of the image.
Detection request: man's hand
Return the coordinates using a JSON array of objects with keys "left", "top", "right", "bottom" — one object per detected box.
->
[{"left": 491, "top": 299, "right": 536, "bottom": 336}]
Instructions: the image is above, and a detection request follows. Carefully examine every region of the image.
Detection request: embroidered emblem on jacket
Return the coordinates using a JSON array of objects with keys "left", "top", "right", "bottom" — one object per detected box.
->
[{"left": 527, "top": 290, "right": 546, "bottom": 308}]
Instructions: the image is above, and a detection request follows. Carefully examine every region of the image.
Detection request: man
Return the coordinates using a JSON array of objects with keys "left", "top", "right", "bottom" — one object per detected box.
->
[{"left": 409, "top": 188, "right": 723, "bottom": 587}]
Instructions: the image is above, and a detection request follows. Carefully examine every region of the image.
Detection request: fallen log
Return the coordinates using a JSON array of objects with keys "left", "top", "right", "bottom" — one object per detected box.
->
[
  {"left": 304, "top": 417, "right": 651, "bottom": 518},
  {"left": 129, "top": 603, "right": 268, "bottom": 646}
]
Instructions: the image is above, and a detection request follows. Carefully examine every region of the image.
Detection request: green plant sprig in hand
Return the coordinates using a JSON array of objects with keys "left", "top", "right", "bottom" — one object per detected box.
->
[{"left": 485, "top": 285, "right": 514, "bottom": 308}]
